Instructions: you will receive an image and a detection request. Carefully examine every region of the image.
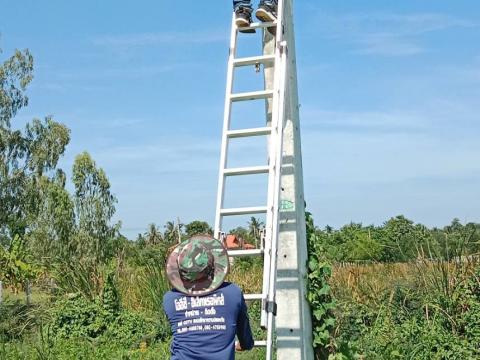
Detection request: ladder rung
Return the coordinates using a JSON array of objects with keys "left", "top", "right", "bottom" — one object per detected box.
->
[
  {"left": 254, "top": 340, "right": 268, "bottom": 347},
  {"left": 233, "top": 55, "right": 275, "bottom": 67},
  {"left": 227, "top": 127, "right": 272, "bottom": 139},
  {"left": 230, "top": 90, "right": 274, "bottom": 102},
  {"left": 238, "top": 21, "right": 277, "bottom": 31},
  {"left": 228, "top": 249, "right": 264, "bottom": 257},
  {"left": 224, "top": 165, "right": 269, "bottom": 176},
  {"left": 244, "top": 293, "right": 264, "bottom": 301},
  {"left": 220, "top": 206, "right": 268, "bottom": 216}
]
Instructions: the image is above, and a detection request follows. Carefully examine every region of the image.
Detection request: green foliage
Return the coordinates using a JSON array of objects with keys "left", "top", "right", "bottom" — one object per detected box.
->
[
  {"left": 306, "top": 212, "right": 337, "bottom": 359},
  {"left": 52, "top": 260, "right": 99, "bottom": 301},
  {"left": 1, "top": 47, "right": 70, "bottom": 242},
  {"left": 27, "top": 173, "right": 75, "bottom": 265},
  {"left": 0, "top": 49, "right": 33, "bottom": 126},
  {"left": 314, "top": 216, "right": 480, "bottom": 263},
  {"left": 47, "top": 153, "right": 121, "bottom": 299},
  {"left": 0, "top": 338, "right": 172, "bottom": 360},
  {"left": 0, "top": 235, "right": 38, "bottom": 290},
  {"left": 164, "top": 220, "right": 182, "bottom": 243},
  {"left": 101, "top": 271, "right": 121, "bottom": 319},
  {"left": 143, "top": 223, "right": 163, "bottom": 245},
  {"left": 49, "top": 278, "right": 161, "bottom": 349},
  {"left": 0, "top": 301, "right": 47, "bottom": 342},
  {"left": 307, "top": 257, "right": 335, "bottom": 349},
  {"left": 184, "top": 220, "right": 213, "bottom": 237},
  {"left": 72, "top": 152, "right": 119, "bottom": 264},
  {"left": 130, "top": 243, "right": 169, "bottom": 268},
  {"left": 331, "top": 261, "right": 480, "bottom": 359},
  {"left": 24, "top": 117, "right": 71, "bottom": 177},
  {"left": 139, "top": 263, "right": 171, "bottom": 313},
  {"left": 247, "top": 217, "right": 264, "bottom": 247},
  {"left": 0, "top": 46, "right": 77, "bottom": 292},
  {"left": 50, "top": 294, "right": 107, "bottom": 339},
  {"left": 104, "top": 311, "right": 158, "bottom": 348}
]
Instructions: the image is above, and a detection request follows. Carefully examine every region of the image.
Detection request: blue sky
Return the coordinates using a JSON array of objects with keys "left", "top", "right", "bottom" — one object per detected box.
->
[{"left": 1, "top": 0, "right": 479, "bottom": 238}]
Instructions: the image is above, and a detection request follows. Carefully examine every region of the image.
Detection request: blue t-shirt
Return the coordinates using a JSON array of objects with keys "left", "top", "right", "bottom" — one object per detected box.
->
[{"left": 163, "top": 282, "right": 254, "bottom": 360}]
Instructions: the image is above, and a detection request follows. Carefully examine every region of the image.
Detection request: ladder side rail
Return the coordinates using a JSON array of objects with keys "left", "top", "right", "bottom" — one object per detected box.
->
[
  {"left": 266, "top": 2, "right": 288, "bottom": 359},
  {"left": 214, "top": 13, "right": 239, "bottom": 239},
  {"left": 266, "top": 46, "right": 288, "bottom": 360},
  {"left": 259, "top": 27, "right": 277, "bottom": 331},
  {"left": 260, "top": 29, "right": 285, "bottom": 330}
]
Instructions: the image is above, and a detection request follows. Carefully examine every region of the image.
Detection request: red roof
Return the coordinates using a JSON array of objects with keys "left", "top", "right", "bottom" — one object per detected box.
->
[{"left": 225, "top": 234, "right": 255, "bottom": 250}]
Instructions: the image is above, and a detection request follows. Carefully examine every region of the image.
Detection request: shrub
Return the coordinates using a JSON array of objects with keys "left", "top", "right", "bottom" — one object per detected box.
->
[
  {"left": 49, "top": 294, "right": 106, "bottom": 339},
  {"left": 103, "top": 311, "right": 157, "bottom": 348}
]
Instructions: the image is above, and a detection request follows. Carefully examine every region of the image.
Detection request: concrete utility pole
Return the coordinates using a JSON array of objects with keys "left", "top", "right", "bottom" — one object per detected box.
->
[
  {"left": 214, "top": 0, "right": 313, "bottom": 357},
  {"left": 263, "top": 0, "right": 314, "bottom": 358}
]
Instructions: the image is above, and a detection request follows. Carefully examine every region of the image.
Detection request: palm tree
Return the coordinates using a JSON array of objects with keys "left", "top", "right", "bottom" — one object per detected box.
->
[
  {"left": 144, "top": 223, "right": 163, "bottom": 246},
  {"left": 164, "top": 220, "right": 183, "bottom": 244},
  {"left": 248, "top": 217, "right": 264, "bottom": 248}
]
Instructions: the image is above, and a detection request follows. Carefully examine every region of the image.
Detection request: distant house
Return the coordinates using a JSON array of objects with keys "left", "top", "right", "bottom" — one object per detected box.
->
[{"left": 225, "top": 234, "right": 255, "bottom": 250}]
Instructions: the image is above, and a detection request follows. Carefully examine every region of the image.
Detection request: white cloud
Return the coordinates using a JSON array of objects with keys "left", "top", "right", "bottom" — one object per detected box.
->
[
  {"left": 313, "top": 12, "right": 477, "bottom": 56},
  {"left": 333, "top": 13, "right": 476, "bottom": 35}
]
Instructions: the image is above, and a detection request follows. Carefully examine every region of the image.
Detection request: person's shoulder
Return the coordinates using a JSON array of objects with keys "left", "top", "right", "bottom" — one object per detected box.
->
[
  {"left": 163, "top": 289, "right": 180, "bottom": 303},
  {"left": 163, "top": 289, "right": 184, "bottom": 313},
  {"left": 218, "top": 282, "right": 243, "bottom": 296}
]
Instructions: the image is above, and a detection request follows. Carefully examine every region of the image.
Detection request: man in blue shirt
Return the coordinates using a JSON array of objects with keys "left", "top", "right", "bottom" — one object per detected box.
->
[
  {"left": 163, "top": 235, "right": 254, "bottom": 359},
  {"left": 233, "top": 1, "right": 278, "bottom": 30}
]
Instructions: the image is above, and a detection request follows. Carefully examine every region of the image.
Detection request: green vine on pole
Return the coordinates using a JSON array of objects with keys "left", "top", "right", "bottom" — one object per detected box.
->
[{"left": 305, "top": 212, "right": 337, "bottom": 359}]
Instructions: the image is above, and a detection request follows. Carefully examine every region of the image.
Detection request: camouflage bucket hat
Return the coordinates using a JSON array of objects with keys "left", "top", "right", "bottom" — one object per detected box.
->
[{"left": 166, "top": 235, "right": 230, "bottom": 296}]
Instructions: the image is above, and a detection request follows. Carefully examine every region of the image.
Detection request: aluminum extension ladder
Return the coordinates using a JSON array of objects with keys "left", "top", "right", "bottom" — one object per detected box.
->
[{"left": 214, "top": 1, "right": 288, "bottom": 359}]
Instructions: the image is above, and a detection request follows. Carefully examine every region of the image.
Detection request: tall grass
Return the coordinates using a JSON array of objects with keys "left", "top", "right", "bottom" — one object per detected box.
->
[
  {"left": 117, "top": 263, "right": 170, "bottom": 314},
  {"left": 330, "top": 256, "right": 480, "bottom": 358},
  {"left": 228, "top": 257, "right": 264, "bottom": 295}
]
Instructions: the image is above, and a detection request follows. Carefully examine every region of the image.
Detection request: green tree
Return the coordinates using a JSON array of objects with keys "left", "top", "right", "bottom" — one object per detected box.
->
[
  {"left": 229, "top": 226, "right": 249, "bottom": 240},
  {"left": 72, "top": 152, "right": 119, "bottom": 264},
  {"left": 0, "top": 49, "right": 33, "bottom": 126},
  {"left": 184, "top": 220, "right": 212, "bottom": 237},
  {"left": 164, "top": 220, "right": 183, "bottom": 243},
  {"left": 53, "top": 153, "right": 119, "bottom": 299},
  {"left": 0, "top": 48, "right": 70, "bottom": 247},
  {"left": 248, "top": 217, "right": 264, "bottom": 247},
  {"left": 144, "top": 223, "right": 163, "bottom": 245},
  {"left": 136, "top": 233, "right": 146, "bottom": 247},
  {"left": 343, "top": 225, "right": 382, "bottom": 261},
  {"left": 439, "top": 218, "right": 479, "bottom": 259},
  {"left": 27, "top": 172, "right": 75, "bottom": 264},
  {"left": 381, "top": 215, "right": 428, "bottom": 262}
]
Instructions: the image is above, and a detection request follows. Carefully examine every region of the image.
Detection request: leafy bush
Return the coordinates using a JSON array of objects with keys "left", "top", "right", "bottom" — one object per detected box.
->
[
  {"left": 104, "top": 311, "right": 157, "bottom": 347},
  {"left": 49, "top": 294, "right": 107, "bottom": 339},
  {"left": 49, "top": 269, "right": 166, "bottom": 350},
  {"left": 101, "top": 270, "right": 120, "bottom": 319}
]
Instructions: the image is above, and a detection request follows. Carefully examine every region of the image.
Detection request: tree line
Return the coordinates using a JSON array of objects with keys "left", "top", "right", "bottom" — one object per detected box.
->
[{"left": 314, "top": 215, "right": 480, "bottom": 263}]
